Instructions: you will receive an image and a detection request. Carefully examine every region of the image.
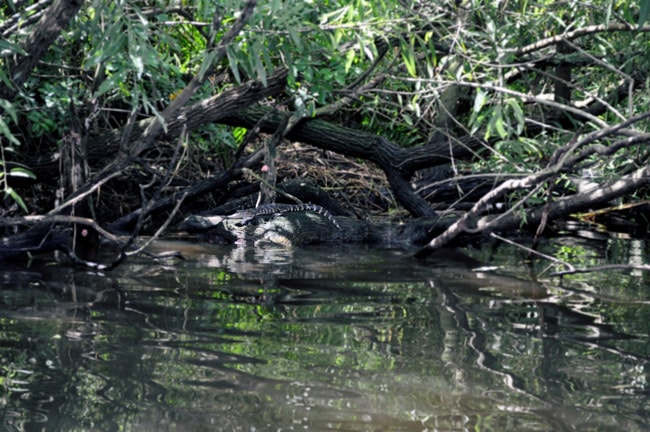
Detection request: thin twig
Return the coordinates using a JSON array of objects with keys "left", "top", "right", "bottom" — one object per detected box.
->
[
  {"left": 242, "top": 167, "right": 302, "bottom": 204},
  {"left": 490, "top": 233, "right": 574, "bottom": 273},
  {"left": 126, "top": 192, "right": 188, "bottom": 257}
]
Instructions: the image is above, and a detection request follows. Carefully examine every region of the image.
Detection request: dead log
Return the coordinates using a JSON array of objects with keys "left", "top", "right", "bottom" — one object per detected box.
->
[{"left": 0, "top": 224, "right": 69, "bottom": 262}]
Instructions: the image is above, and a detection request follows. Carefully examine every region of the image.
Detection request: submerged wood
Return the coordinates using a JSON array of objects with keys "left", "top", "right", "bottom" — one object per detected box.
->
[{"left": 0, "top": 225, "right": 70, "bottom": 262}]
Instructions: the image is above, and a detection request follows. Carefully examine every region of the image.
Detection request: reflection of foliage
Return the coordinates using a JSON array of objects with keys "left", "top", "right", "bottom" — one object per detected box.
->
[
  {"left": 555, "top": 244, "right": 596, "bottom": 267},
  {"left": 0, "top": 242, "right": 648, "bottom": 429}
]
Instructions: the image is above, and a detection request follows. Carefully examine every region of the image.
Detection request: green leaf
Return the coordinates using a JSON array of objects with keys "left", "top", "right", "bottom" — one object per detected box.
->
[
  {"left": 232, "top": 127, "right": 247, "bottom": 144},
  {"left": 493, "top": 109, "right": 508, "bottom": 139},
  {"left": 357, "top": 33, "right": 374, "bottom": 62},
  {"left": 94, "top": 72, "right": 124, "bottom": 98},
  {"left": 320, "top": 6, "right": 349, "bottom": 24},
  {"left": 0, "top": 39, "right": 25, "bottom": 56},
  {"left": 252, "top": 40, "right": 267, "bottom": 86},
  {"left": 344, "top": 49, "right": 356, "bottom": 73},
  {"left": 199, "top": 49, "right": 219, "bottom": 82},
  {"left": 130, "top": 53, "right": 144, "bottom": 78},
  {"left": 401, "top": 47, "right": 417, "bottom": 78},
  {"left": 5, "top": 187, "right": 29, "bottom": 213},
  {"left": 254, "top": 56, "right": 267, "bottom": 86},
  {"left": 473, "top": 89, "right": 488, "bottom": 113},
  {"left": 0, "top": 69, "right": 14, "bottom": 91},
  {"left": 9, "top": 166, "right": 37, "bottom": 180},
  {"left": 0, "top": 117, "right": 20, "bottom": 146},
  {"left": 0, "top": 98, "right": 18, "bottom": 123},
  {"left": 485, "top": 105, "right": 508, "bottom": 140},
  {"left": 288, "top": 27, "right": 302, "bottom": 50},
  {"left": 506, "top": 98, "right": 525, "bottom": 135},
  {"left": 639, "top": 0, "right": 650, "bottom": 28},
  {"left": 225, "top": 46, "right": 241, "bottom": 83}
]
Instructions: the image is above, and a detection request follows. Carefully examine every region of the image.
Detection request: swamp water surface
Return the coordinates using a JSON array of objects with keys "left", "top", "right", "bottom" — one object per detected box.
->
[{"left": 0, "top": 237, "right": 648, "bottom": 431}]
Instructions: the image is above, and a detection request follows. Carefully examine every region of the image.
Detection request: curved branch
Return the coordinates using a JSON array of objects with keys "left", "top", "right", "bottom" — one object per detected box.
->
[
  {"left": 29, "top": 68, "right": 288, "bottom": 183},
  {"left": 134, "top": 0, "right": 257, "bottom": 157},
  {"left": 220, "top": 105, "right": 456, "bottom": 217}
]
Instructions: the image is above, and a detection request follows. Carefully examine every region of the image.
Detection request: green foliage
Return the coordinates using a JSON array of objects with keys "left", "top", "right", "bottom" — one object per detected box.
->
[
  {"left": 0, "top": 157, "right": 35, "bottom": 213},
  {"left": 639, "top": 0, "right": 650, "bottom": 27},
  {"left": 1, "top": 0, "right": 649, "bottom": 217},
  {"left": 0, "top": 97, "right": 33, "bottom": 212}
]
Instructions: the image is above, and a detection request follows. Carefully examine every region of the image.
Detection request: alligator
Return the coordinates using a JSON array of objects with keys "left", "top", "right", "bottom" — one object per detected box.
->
[{"left": 230, "top": 203, "right": 341, "bottom": 229}]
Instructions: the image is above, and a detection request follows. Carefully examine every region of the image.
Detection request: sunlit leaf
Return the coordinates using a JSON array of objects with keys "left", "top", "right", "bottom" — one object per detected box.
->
[
  {"left": 232, "top": 127, "right": 247, "bottom": 144},
  {"left": 473, "top": 89, "right": 488, "bottom": 113},
  {"left": 320, "top": 6, "right": 349, "bottom": 24},
  {"left": 9, "top": 166, "right": 36, "bottom": 179},
  {"left": 130, "top": 54, "right": 144, "bottom": 78},
  {"left": 344, "top": 49, "right": 356, "bottom": 73}
]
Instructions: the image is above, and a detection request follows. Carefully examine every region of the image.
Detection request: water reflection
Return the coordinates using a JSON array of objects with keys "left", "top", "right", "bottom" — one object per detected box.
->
[{"left": 0, "top": 240, "right": 648, "bottom": 431}]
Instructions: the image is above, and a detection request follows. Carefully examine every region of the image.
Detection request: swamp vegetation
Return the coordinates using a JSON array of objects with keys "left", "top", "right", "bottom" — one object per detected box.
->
[
  {"left": 0, "top": 2, "right": 649, "bottom": 431},
  {"left": 0, "top": 0, "right": 649, "bottom": 267}
]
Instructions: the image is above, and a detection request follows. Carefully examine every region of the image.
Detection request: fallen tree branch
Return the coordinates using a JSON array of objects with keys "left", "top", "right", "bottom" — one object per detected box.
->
[
  {"left": 0, "top": 214, "right": 121, "bottom": 243},
  {"left": 107, "top": 148, "right": 265, "bottom": 232},
  {"left": 220, "top": 105, "right": 463, "bottom": 216},
  {"left": 414, "top": 164, "right": 650, "bottom": 258},
  {"left": 133, "top": 0, "right": 257, "bottom": 157}
]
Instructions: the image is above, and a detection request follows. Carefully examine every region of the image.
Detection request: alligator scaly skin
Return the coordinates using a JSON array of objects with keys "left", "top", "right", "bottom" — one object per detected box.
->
[{"left": 231, "top": 203, "right": 341, "bottom": 229}]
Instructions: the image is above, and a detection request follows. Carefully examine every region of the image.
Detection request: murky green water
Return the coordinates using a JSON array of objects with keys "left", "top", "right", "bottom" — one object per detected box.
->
[{"left": 0, "top": 237, "right": 648, "bottom": 431}]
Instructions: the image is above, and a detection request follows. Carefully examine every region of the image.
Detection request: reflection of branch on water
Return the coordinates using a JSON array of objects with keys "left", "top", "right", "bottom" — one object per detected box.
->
[
  {"left": 490, "top": 233, "right": 650, "bottom": 278},
  {"left": 437, "top": 282, "right": 546, "bottom": 398},
  {"left": 550, "top": 263, "right": 650, "bottom": 277},
  {"left": 437, "top": 270, "right": 650, "bottom": 428},
  {"left": 435, "top": 280, "right": 641, "bottom": 430}
]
